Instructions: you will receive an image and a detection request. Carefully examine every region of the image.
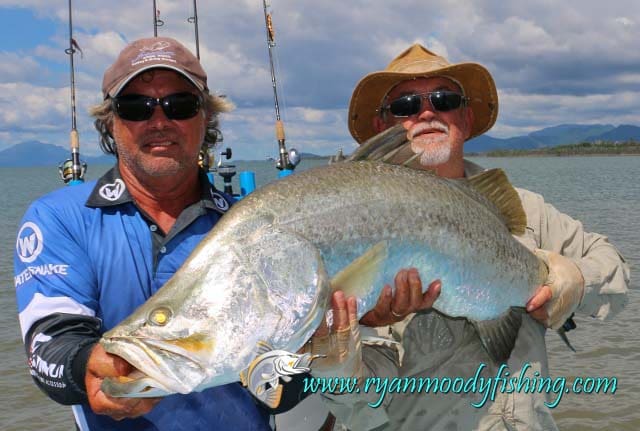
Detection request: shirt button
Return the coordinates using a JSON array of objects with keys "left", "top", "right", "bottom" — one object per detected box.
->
[
  {"left": 160, "top": 246, "right": 167, "bottom": 254},
  {"left": 150, "top": 225, "right": 158, "bottom": 232}
]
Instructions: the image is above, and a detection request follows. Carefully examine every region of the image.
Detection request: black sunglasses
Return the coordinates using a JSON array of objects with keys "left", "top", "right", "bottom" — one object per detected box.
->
[
  {"left": 112, "top": 92, "right": 202, "bottom": 121},
  {"left": 382, "top": 91, "right": 468, "bottom": 117}
]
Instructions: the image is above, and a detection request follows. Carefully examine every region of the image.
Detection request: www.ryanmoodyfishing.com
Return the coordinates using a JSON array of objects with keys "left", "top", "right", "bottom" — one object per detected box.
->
[{"left": 302, "top": 362, "right": 617, "bottom": 408}]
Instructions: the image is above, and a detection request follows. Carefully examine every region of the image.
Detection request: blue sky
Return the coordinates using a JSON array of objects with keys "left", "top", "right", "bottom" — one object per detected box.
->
[{"left": 1, "top": 0, "right": 639, "bottom": 160}]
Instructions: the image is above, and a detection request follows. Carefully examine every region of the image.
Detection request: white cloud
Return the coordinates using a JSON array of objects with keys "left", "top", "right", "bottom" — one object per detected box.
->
[
  {"left": 2, "top": 0, "right": 640, "bottom": 158},
  {"left": 614, "top": 17, "right": 634, "bottom": 27},
  {"left": 0, "top": 52, "right": 43, "bottom": 83},
  {"left": 297, "top": 108, "right": 326, "bottom": 123}
]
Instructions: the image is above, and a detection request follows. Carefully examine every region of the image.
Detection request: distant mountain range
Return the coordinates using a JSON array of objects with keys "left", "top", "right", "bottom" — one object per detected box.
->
[
  {"left": 1, "top": 124, "right": 639, "bottom": 166},
  {"left": 465, "top": 124, "right": 640, "bottom": 153},
  {"left": 0, "top": 141, "right": 114, "bottom": 167}
]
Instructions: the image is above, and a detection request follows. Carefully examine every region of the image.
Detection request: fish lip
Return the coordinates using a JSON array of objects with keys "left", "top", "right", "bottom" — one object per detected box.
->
[{"left": 101, "top": 336, "right": 202, "bottom": 395}]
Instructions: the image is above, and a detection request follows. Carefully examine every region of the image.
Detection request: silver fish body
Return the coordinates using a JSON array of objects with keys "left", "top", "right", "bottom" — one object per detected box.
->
[{"left": 100, "top": 161, "right": 545, "bottom": 398}]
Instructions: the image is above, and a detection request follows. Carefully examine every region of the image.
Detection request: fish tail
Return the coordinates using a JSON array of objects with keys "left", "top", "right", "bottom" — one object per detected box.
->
[{"left": 471, "top": 307, "right": 524, "bottom": 363}]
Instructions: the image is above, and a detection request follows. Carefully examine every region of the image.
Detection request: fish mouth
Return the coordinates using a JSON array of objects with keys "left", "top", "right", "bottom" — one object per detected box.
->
[{"left": 100, "top": 336, "right": 209, "bottom": 397}]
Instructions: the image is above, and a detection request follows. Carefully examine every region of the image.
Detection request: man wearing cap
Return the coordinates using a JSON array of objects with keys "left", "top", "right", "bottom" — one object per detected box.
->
[
  {"left": 313, "top": 44, "right": 629, "bottom": 430},
  {"left": 14, "top": 37, "right": 280, "bottom": 430}
]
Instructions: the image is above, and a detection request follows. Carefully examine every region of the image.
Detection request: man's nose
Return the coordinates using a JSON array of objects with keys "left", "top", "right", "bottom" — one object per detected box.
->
[
  {"left": 148, "top": 104, "right": 171, "bottom": 126},
  {"left": 416, "top": 98, "right": 438, "bottom": 120}
]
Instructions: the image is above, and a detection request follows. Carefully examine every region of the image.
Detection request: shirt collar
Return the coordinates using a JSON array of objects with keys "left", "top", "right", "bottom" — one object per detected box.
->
[
  {"left": 86, "top": 165, "right": 132, "bottom": 207},
  {"left": 463, "top": 158, "right": 486, "bottom": 177},
  {"left": 86, "top": 165, "right": 233, "bottom": 215}
]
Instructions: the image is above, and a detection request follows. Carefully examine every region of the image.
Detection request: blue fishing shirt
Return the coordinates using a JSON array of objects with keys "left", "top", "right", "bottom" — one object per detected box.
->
[{"left": 14, "top": 166, "right": 272, "bottom": 431}]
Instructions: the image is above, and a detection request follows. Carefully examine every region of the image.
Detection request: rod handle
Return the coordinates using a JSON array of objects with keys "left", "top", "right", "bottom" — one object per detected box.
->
[
  {"left": 70, "top": 129, "right": 80, "bottom": 151},
  {"left": 275, "top": 120, "right": 286, "bottom": 141}
]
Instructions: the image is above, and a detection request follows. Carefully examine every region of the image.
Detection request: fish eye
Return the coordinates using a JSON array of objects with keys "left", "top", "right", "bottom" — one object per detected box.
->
[{"left": 148, "top": 306, "right": 172, "bottom": 326}]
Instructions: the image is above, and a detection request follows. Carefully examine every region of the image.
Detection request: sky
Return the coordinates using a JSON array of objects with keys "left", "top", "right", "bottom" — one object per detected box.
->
[{"left": 1, "top": 0, "right": 639, "bottom": 160}]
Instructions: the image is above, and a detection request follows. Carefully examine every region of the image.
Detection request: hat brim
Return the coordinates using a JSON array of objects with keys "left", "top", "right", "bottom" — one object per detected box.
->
[
  {"left": 107, "top": 65, "right": 206, "bottom": 98},
  {"left": 348, "top": 63, "right": 498, "bottom": 144}
]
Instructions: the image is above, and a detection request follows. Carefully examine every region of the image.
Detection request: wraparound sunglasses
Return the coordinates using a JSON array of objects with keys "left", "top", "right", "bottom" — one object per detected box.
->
[
  {"left": 112, "top": 92, "right": 202, "bottom": 121},
  {"left": 381, "top": 90, "right": 468, "bottom": 117}
]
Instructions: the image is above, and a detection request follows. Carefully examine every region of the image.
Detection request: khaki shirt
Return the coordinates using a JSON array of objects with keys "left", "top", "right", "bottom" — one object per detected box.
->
[{"left": 321, "top": 160, "right": 630, "bottom": 431}]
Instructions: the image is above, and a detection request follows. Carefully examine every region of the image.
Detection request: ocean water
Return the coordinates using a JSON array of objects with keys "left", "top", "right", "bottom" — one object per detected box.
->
[{"left": 1, "top": 156, "right": 638, "bottom": 430}]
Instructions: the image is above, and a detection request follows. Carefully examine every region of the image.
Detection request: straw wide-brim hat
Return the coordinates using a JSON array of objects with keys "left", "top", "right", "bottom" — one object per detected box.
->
[{"left": 348, "top": 44, "right": 498, "bottom": 144}]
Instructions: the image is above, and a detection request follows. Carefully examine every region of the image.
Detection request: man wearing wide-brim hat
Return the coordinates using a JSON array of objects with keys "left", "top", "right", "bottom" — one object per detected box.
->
[
  {"left": 349, "top": 43, "right": 498, "bottom": 178},
  {"left": 315, "top": 44, "right": 629, "bottom": 430}
]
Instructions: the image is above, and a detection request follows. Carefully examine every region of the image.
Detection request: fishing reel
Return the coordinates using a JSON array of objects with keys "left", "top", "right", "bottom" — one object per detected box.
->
[
  {"left": 275, "top": 148, "right": 302, "bottom": 171},
  {"left": 216, "top": 147, "right": 236, "bottom": 195},
  {"left": 58, "top": 158, "right": 87, "bottom": 184},
  {"left": 198, "top": 145, "right": 233, "bottom": 171}
]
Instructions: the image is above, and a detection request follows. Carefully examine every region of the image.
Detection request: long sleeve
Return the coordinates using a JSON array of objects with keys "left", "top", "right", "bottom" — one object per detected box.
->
[
  {"left": 319, "top": 326, "right": 400, "bottom": 430},
  {"left": 517, "top": 188, "right": 630, "bottom": 320},
  {"left": 24, "top": 313, "right": 101, "bottom": 404}
]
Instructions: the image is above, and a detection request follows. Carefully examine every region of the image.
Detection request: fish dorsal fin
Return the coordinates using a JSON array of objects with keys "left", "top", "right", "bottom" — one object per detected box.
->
[
  {"left": 239, "top": 369, "right": 248, "bottom": 387},
  {"left": 467, "top": 168, "right": 527, "bottom": 235},
  {"left": 331, "top": 241, "right": 388, "bottom": 298},
  {"left": 256, "top": 341, "right": 274, "bottom": 355},
  {"left": 347, "top": 124, "right": 408, "bottom": 162}
]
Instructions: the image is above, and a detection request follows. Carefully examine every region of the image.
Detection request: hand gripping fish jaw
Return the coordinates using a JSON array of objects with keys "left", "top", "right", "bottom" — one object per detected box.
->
[{"left": 239, "top": 341, "right": 325, "bottom": 408}]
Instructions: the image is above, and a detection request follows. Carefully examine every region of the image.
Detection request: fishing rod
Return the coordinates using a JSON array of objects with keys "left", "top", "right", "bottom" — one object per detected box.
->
[
  {"left": 261, "top": 0, "right": 300, "bottom": 175},
  {"left": 187, "top": 0, "right": 201, "bottom": 59},
  {"left": 185, "top": 0, "right": 237, "bottom": 192},
  {"left": 153, "top": 0, "right": 164, "bottom": 37},
  {"left": 189, "top": 0, "right": 213, "bottom": 177},
  {"left": 59, "top": 0, "right": 86, "bottom": 185}
]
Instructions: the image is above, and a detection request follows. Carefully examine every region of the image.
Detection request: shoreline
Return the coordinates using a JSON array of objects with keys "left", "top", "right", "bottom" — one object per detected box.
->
[
  {"left": 467, "top": 142, "right": 640, "bottom": 157},
  {"left": 467, "top": 152, "right": 640, "bottom": 158}
]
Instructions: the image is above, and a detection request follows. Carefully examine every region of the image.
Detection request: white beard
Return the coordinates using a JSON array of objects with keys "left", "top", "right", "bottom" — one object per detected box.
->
[{"left": 407, "top": 121, "right": 451, "bottom": 167}]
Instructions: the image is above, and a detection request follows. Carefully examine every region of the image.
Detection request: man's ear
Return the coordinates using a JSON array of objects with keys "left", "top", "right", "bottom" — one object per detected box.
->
[
  {"left": 463, "top": 106, "right": 475, "bottom": 139},
  {"left": 373, "top": 115, "right": 387, "bottom": 134}
]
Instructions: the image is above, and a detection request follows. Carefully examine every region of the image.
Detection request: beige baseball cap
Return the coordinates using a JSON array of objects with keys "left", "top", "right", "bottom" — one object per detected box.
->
[{"left": 102, "top": 36, "right": 208, "bottom": 98}]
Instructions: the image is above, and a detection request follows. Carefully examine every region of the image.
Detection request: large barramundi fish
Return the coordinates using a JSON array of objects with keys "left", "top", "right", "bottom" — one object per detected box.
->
[{"left": 100, "top": 126, "right": 549, "bottom": 405}]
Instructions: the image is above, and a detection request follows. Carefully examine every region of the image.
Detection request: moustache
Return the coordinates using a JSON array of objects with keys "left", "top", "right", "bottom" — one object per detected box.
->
[
  {"left": 407, "top": 121, "right": 449, "bottom": 141},
  {"left": 142, "top": 131, "right": 180, "bottom": 145}
]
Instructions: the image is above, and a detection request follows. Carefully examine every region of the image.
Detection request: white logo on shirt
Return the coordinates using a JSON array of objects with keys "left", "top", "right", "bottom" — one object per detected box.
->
[
  {"left": 16, "top": 222, "right": 44, "bottom": 263},
  {"left": 99, "top": 179, "right": 125, "bottom": 201},
  {"left": 211, "top": 192, "right": 230, "bottom": 211},
  {"left": 30, "top": 333, "right": 52, "bottom": 353},
  {"left": 29, "top": 333, "right": 65, "bottom": 381}
]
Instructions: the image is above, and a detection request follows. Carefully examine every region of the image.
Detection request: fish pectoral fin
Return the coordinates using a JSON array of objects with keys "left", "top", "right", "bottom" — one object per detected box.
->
[
  {"left": 471, "top": 307, "right": 524, "bottom": 364},
  {"left": 331, "top": 241, "right": 388, "bottom": 298},
  {"left": 261, "top": 382, "right": 284, "bottom": 409}
]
